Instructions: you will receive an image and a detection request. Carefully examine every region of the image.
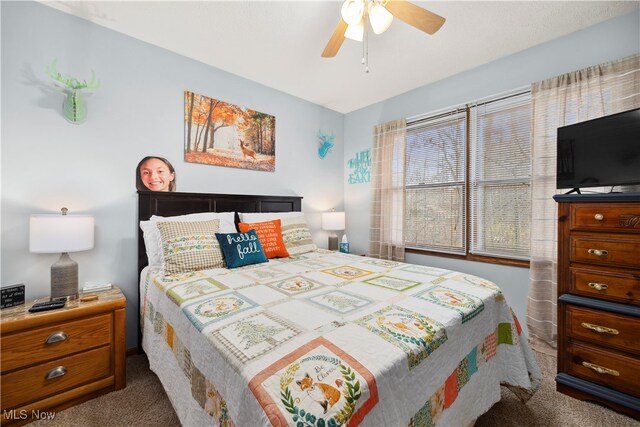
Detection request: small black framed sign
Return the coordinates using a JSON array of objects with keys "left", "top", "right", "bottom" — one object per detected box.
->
[{"left": 1, "top": 284, "right": 25, "bottom": 309}]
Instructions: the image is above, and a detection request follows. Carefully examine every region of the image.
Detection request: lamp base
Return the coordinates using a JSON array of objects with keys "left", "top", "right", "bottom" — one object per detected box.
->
[
  {"left": 328, "top": 235, "right": 339, "bottom": 251},
  {"left": 51, "top": 253, "right": 79, "bottom": 301}
]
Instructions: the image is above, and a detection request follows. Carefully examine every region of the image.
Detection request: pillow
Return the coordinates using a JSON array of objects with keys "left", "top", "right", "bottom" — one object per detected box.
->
[
  {"left": 239, "top": 211, "right": 304, "bottom": 223},
  {"left": 280, "top": 215, "right": 317, "bottom": 255},
  {"left": 238, "top": 219, "right": 289, "bottom": 259},
  {"left": 140, "top": 212, "right": 235, "bottom": 268},
  {"left": 215, "top": 230, "right": 268, "bottom": 269},
  {"left": 155, "top": 219, "right": 225, "bottom": 275}
]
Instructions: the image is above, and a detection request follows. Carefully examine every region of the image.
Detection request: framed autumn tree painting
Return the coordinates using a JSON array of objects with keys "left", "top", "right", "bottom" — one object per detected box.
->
[{"left": 184, "top": 91, "right": 276, "bottom": 172}]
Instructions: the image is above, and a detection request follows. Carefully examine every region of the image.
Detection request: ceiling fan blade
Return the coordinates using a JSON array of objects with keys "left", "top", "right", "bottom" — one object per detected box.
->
[
  {"left": 384, "top": 0, "right": 445, "bottom": 35},
  {"left": 322, "top": 19, "right": 349, "bottom": 58}
]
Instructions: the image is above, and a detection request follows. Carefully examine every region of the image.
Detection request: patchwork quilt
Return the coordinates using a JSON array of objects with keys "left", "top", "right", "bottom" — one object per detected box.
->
[{"left": 140, "top": 250, "right": 541, "bottom": 426}]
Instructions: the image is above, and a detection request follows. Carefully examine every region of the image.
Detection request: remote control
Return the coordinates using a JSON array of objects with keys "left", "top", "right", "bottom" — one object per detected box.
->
[{"left": 28, "top": 300, "right": 66, "bottom": 313}]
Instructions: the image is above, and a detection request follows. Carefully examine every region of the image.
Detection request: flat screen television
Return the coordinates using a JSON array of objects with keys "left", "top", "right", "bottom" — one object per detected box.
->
[{"left": 556, "top": 107, "right": 640, "bottom": 191}]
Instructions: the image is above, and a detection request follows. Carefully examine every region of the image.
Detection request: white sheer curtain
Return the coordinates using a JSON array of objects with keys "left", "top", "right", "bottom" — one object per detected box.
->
[
  {"left": 369, "top": 119, "right": 407, "bottom": 261},
  {"left": 527, "top": 54, "right": 640, "bottom": 354}
]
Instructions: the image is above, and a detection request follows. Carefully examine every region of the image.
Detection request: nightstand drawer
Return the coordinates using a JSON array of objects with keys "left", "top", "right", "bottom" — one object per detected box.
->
[
  {"left": 571, "top": 268, "right": 640, "bottom": 305},
  {"left": 566, "top": 305, "right": 640, "bottom": 355},
  {"left": 1, "top": 345, "right": 111, "bottom": 409},
  {"left": 570, "top": 204, "right": 640, "bottom": 233},
  {"left": 566, "top": 341, "right": 640, "bottom": 397},
  {"left": 570, "top": 236, "right": 640, "bottom": 269},
  {"left": 1, "top": 314, "right": 112, "bottom": 373}
]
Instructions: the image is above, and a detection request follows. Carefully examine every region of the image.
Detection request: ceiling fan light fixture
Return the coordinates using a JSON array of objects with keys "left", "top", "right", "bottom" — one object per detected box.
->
[
  {"left": 341, "top": 0, "right": 364, "bottom": 26},
  {"left": 344, "top": 19, "right": 364, "bottom": 42},
  {"left": 368, "top": 2, "right": 393, "bottom": 35}
]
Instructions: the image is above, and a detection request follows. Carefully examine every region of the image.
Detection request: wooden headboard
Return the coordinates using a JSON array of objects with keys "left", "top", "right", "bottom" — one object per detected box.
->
[
  {"left": 137, "top": 191, "right": 302, "bottom": 351},
  {"left": 137, "top": 190, "right": 303, "bottom": 276}
]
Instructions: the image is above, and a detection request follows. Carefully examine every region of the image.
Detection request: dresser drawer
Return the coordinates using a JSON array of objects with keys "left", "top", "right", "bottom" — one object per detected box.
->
[
  {"left": 0, "top": 345, "right": 111, "bottom": 409},
  {"left": 571, "top": 204, "right": 640, "bottom": 233},
  {"left": 571, "top": 268, "right": 640, "bottom": 305},
  {"left": 0, "top": 314, "right": 112, "bottom": 373},
  {"left": 570, "top": 236, "right": 640, "bottom": 269},
  {"left": 566, "top": 341, "right": 640, "bottom": 397},
  {"left": 566, "top": 305, "right": 640, "bottom": 355}
]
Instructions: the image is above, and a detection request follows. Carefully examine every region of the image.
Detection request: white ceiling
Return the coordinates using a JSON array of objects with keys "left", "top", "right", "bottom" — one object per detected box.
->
[{"left": 40, "top": 1, "right": 639, "bottom": 113}]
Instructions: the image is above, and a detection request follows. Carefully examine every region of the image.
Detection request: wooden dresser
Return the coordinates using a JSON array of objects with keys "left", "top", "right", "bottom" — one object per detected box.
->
[
  {"left": 554, "top": 193, "right": 640, "bottom": 419},
  {"left": 0, "top": 288, "right": 126, "bottom": 425}
]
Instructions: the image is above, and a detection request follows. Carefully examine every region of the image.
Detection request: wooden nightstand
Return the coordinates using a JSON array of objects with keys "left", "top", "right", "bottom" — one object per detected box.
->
[{"left": 0, "top": 287, "right": 126, "bottom": 425}]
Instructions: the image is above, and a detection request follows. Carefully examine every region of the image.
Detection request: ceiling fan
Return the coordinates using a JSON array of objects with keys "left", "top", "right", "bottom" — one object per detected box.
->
[{"left": 322, "top": 0, "right": 445, "bottom": 58}]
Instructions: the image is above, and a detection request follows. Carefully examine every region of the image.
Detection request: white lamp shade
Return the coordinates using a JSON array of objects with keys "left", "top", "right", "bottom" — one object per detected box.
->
[
  {"left": 369, "top": 3, "right": 393, "bottom": 35},
  {"left": 30, "top": 215, "right": 95, "bottom": 253},
  {"left": 341, "top": 0, "right": 364, "bottom": 26},
  {"left": 322, "top": 211, "right": 346, "bottom": 231},
  {"left": 344, "top": 19, "right": 364, "bottom": 42}
]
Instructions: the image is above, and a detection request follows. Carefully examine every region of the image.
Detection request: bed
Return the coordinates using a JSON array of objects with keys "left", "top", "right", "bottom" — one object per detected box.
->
[{"left": 138, "top": 191, "right": 541, "bottom": 426}]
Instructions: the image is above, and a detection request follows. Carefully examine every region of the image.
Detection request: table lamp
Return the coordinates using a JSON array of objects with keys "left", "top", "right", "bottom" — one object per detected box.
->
[
  {"left": 322, "top": 209, "right": 345, "bottom": 251},
  {"left": 29, "top": 207, "right": 95, "bottom": 300}
]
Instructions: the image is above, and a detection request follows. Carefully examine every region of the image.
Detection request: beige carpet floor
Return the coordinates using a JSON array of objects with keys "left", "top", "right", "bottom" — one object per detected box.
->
[{"left": 30, "top": 351, "right": 638, "bottom": 427}]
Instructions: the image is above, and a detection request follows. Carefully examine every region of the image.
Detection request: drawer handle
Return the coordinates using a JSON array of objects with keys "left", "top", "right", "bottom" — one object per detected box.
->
[
  {"left": 45, "top": 366, "right": 67, "bottom": 380},
  {"left": 581, "top": 322, "right": 619, "bottom": 335},
  {"left": 587, "top": 282, "right": 608, "bottom": 291},
  {"left": 587, "top": 249, "right": 608, "bottom": 257},
  {"left": 594, "top": 213, "right": 604, "bottom": 221},
  {"left": 582, "top": 361, "right": 619, "bottom": 377},
  {"left": 45, "top": 331, "right": 68, "bottom": 344}
]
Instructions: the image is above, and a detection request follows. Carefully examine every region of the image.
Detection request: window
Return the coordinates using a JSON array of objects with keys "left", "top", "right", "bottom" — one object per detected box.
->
[
  {"left": 405, "top": 111, "right": 467, "bottom": 254},
  {"left": 470, "top": 93, "right": 532, "bottom": 259},
  {"left": 404, "top": 91, "right": 532, "bottom": 262}
]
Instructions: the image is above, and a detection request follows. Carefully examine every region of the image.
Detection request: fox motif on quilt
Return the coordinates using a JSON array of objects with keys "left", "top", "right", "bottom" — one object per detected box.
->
[{"left": 296, "top": 373, "right": 342, "bottom": 414}]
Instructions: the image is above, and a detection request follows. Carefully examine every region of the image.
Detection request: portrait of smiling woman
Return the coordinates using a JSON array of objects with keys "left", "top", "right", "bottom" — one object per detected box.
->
[{"left": 136, "top": 156, "right": 176, "bottom": 192}]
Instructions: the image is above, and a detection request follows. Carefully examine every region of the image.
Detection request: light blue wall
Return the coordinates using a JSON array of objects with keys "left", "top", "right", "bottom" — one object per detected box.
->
[
  {"left": 343, "top": 10, "right": 640, "bottom": 329},
  {"left": 0, "top": 2, "right": 344, "bottom": 348},
  {"left": 2, "top": 2, "right": 638, "bottom": 346}
]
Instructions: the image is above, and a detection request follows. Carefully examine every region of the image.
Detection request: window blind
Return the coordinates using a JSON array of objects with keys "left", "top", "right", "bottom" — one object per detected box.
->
[
  {"left": 470, "top": 92, "right": 532, "bottom": 259},
  {"left": 405, "top": 111, "right": 467, "bottom": 254}
]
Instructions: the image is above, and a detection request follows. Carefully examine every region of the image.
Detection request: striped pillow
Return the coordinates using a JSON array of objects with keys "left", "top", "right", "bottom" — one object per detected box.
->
[
  {"left": 156, "top": 219, "right": 225, "bottom": 275},
  {"left": 280, "top": 215, "right": 317, "bottom": 255}
]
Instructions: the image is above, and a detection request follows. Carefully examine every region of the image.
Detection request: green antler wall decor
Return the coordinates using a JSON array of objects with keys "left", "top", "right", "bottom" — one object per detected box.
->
[{"left": 46, "top": 60, "right": 100, "bottom": 124}]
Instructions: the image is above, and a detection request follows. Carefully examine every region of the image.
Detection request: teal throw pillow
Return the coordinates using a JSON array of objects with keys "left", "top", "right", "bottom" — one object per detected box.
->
[{"left": 215, "top": 229, "right": 268, "bottom": 269}]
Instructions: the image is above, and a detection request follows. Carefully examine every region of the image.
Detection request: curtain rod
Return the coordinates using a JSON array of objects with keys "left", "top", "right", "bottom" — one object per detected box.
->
[{"left": 407, "top": 85, "right": 530, "bottom": 124}]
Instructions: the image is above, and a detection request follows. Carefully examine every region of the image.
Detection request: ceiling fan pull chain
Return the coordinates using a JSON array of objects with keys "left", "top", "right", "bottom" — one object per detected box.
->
[
  {"left": 362, "top": 27, "right": 365, "bottom": 65},
  {"left": 364, "top": 14, "right": 370, "bottom": 73},
  {"left": 366, "top": 28, "right": 369, "bottom": 73}
]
